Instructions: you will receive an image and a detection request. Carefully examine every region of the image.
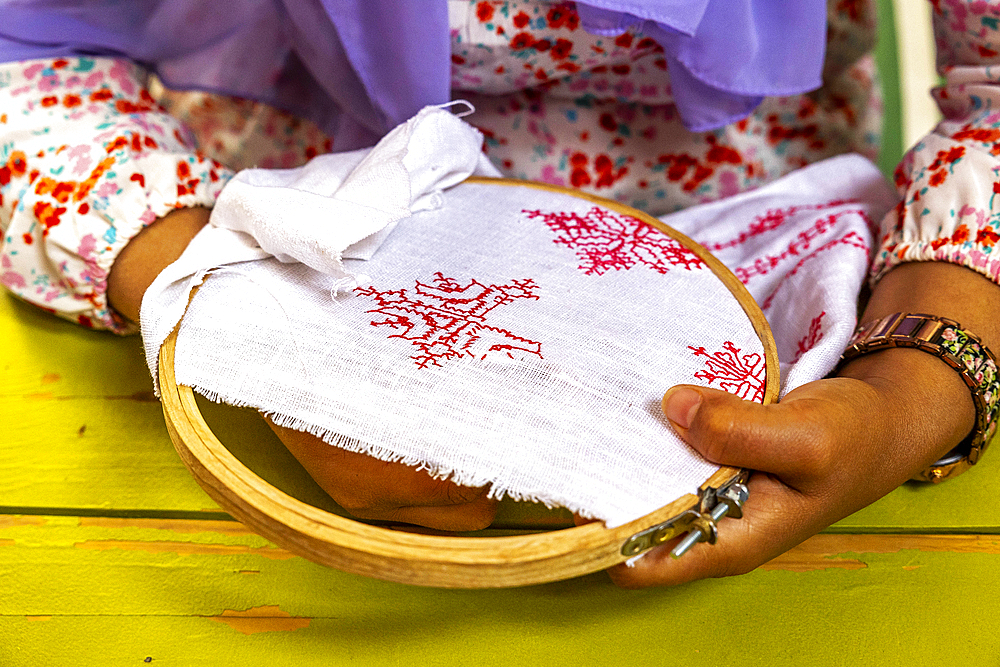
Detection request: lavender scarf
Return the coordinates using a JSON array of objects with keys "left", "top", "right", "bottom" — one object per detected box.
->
[{"left": 0, "top": 0, "right": 826, "bottom": 146}]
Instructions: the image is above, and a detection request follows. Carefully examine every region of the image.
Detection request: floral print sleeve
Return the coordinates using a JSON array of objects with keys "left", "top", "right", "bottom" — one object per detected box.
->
[
  {"left": 871, "top": 1, "right": 1000, "bottom": 285},
  {"left": 0, "top": 57, "right": 234, "bottom": 332}
]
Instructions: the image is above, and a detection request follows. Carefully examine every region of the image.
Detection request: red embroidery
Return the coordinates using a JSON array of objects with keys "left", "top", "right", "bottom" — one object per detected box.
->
[
  {"left": 703, "top": 201, "right": 859, "bottom": 252},
  {"left": 760, "top": 231, "right": 869, "bottom": 309},
  {"left": 723, "top": 208, "right": 871, "bottom": 287},
  {"left": 523, "top": 206, "right": 704, "bottom": 275},
  {"left": 689, "top": 342, "right": 766, "bottom": 403},
  {"left": 356, "top": 273, "right": 542, "bottom": 369},
  {"left": 792, "top": 311, "right": 826, "bottom": 363}
]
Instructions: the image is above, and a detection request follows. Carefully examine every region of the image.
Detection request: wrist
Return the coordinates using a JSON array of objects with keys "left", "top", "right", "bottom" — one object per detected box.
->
[
  {"left": 107, "top": 206, "right": 212, "bottom": 324},
  {"left": 838, "top": 346, "right": 976, "bottom": 445},
  {"left": 837, "top": 316, "right": 995, "bottom": 481}
]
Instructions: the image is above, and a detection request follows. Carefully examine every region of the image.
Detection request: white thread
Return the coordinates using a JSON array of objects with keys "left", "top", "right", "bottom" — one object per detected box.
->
[{"left": 437, "top": 99, "right": 476, "bottom": 117}]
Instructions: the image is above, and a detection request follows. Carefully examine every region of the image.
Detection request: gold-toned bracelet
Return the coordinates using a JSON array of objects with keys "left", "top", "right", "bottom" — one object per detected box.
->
[{"left": 841, "top": 312, "right": 999, "bottom": 483}]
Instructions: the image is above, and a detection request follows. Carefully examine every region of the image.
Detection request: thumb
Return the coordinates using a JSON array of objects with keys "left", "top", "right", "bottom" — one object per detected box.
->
[{"left": 662, "top": 384, "right": 833, "bottom": 484}]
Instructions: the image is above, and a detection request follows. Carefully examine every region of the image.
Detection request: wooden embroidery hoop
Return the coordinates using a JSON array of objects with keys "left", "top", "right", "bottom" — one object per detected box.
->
[{"left": 158, "top": 178, "right": 779, "bottom": 588}]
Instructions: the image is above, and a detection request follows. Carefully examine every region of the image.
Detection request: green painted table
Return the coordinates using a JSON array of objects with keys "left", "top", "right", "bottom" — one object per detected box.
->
[{"left": 4, "top": 274, "right": 1000, "bottom": 667}]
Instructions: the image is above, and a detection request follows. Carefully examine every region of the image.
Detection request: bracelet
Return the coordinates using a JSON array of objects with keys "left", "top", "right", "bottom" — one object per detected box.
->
[{"left": 840, "top": 312, "right": 999, "bottom": 482}]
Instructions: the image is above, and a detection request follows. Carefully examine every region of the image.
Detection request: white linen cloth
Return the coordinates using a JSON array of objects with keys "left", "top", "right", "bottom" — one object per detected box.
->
[
  {"left": 141, "top": 107, "right": 895, "bottom": 528},
  {"left": 665, "top": 155, "right": 898, "bottom": 395},
  {"left": 141, "top": 103, "right": 500, "bottom": 380}
]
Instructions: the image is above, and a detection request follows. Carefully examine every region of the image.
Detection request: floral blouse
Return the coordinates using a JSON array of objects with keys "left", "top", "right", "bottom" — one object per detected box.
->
[{"left": 0, "top": 0, "right": 998, "bottom": 332}]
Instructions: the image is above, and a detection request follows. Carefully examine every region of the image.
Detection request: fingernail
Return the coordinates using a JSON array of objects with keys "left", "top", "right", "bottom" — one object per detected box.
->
[{"left": 664, "top": 387, "right": 702, "bottom": 430}]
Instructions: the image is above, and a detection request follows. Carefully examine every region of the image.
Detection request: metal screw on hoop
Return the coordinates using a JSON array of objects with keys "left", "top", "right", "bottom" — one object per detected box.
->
[{"left": 670, "top": 482, "right": 749, "bottom": 559}]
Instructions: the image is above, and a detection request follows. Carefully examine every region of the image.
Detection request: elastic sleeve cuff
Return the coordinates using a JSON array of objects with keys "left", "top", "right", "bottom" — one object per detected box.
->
[
  {"left": 870, "top": 134, "right": 1000, "bottom": 287},
  {"left": 0, "top": 56, "right": 235, "bottom": 333}
]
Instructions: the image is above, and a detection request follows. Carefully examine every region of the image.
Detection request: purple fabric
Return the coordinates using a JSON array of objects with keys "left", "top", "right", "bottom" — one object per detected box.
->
[
  {"left": 0, "top": 0, "right": 446, "bottom": 149},
  {"left": 0, "top": 0, "right": 826, "bottom": 141},
  {"left": 577, "top": 0, "right": 827, "bottom": 131}
]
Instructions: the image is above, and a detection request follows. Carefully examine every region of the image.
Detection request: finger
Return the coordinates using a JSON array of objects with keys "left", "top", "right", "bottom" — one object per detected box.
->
[
  {"left": 385, "top": 496, "right": 499, "bottom": 532},
  {"left": 268, "top": 420, "right": 495, "bottom": 513},
  {"left": 661, "top": 380, "right": 884, "bottom": 486}
]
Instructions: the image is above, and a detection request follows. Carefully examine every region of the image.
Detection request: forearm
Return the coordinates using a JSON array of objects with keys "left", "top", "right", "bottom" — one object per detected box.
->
[{"left": 106, "top": 207, "right": 211, "bottom": 325}]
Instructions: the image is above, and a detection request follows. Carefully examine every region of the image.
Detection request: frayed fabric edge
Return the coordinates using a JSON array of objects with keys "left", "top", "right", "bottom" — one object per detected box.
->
[{"left": 175, "top": 381, "right": 620, "bottom": 526}]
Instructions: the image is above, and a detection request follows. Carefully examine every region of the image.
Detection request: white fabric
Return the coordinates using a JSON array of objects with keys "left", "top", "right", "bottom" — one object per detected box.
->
[
  {"left": 141, "top": 104, "right": 500, "bottom": 379},
  {"left": 159, "top": 182, "right": 761, "bottom": 528},
  {"left": 208, "top": 103, "right": 497, "bottom": 278},
  {"left": 662, "top": 154, "right": 897, "bottom": 395},
  {"left": 140, "top": 105, "right": 896, "bottom": 528}
]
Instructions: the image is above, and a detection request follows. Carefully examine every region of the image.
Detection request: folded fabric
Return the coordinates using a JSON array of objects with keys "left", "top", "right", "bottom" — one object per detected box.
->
[
  {"left": 141, "top": 104, "right": 500, "bottom": 379},
  {"left": 664, "top": 154, "right": 897, "bottom": 395},
  {"left": 209, "top": 102, "right": 498, "bottom": 276}
]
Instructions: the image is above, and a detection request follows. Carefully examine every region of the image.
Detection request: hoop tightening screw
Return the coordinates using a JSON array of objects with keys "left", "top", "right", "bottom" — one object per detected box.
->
[{"left": 670, "top": 482, "right": 749, "bottom": 559}]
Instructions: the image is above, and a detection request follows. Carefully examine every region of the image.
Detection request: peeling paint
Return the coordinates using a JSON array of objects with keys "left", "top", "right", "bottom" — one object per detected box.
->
[
  {"left": 79, "top": 517, "right": 251, "bottom": 535},
  {"left": 759, "top": 535, "right": 1000, "bottom": 572},
  {"left": 208, "top": 605, "right": 311, "bottom": 635},
  {"left": 793, "top": 534, "right": 1000, "bottom": 555},
  {"left": 0, "top": 516, "right": 45, "bottom": 528},
  {"left": 72, "top": 539, "right": 296, "bottom": 559}
]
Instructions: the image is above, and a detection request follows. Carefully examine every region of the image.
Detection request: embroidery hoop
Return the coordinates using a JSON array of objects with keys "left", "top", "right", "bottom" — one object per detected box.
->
[{"left": 158, "top": 177, "right": 779, "bottom": 588}]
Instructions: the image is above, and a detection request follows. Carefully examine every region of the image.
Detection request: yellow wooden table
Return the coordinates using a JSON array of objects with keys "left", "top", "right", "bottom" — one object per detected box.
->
[
  {"left": 4, "top": 4, "right": 998, "bottom": 660},
  {"left": 4, "top": 273, "right": 1000, "bottom": 667}
]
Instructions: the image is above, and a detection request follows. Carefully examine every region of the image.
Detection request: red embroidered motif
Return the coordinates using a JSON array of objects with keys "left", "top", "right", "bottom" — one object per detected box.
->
[
  {"left": 356, "top": 273, "right": 542, "bottom": 368},
  {"left": 703, "top": 201, "right": 859, "bottom": 253},
  {"left": 725, "top": 210, "right": 871, "bottom": 286},
  {"left": 689, "top": 342, "right": 765, "bottom": 403},
  {"left": 523, "top": 206, "right": 704, "bottom": 275},
  {"left": 792, "top": 311, "right": 826, "bottom": 363},
  {"left": 760, "top": 231, "right": 869, "bottom": 309}
]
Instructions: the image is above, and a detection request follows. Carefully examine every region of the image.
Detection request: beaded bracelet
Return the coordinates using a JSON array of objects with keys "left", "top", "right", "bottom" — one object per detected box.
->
[{"left": 841, "top": 312, "right": 999, "bottom": 482}]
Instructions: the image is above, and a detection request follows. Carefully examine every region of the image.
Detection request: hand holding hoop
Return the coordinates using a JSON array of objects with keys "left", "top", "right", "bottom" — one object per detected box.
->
[{"left": 610, "top": 344, "right": 977, "bottom": 588}]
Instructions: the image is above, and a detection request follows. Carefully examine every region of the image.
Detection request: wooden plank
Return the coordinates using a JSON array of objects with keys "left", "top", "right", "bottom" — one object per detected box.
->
[
  {"left": 2, "top": 516, "right": 1000, "bottom": 665},
  {"left": 0, "top": 394, "right": 218, "bottom": 514},
  {"left": 3, "top": 607, "right": 998, "bottom": 667},
  {"left": 0, "top": 294, "right": 218, "bottom": 514}
]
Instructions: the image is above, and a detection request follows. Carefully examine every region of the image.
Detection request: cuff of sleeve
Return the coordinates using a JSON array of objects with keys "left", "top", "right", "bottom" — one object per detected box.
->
[
  {"left": 9, "top": 150, "right": 234, "bottom": 334},
  {"left": 870, "top": 206, "right": 1000, "bottom": 287},
  {"left": 870, "top": 137, "right": 1000, "bottom": 287},
  {"left": 0, "top": 56, "right": 235, "bottom": 334}
]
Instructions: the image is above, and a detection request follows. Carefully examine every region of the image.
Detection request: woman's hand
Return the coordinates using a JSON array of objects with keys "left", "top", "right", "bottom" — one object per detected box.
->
[
  {"left": 610, "top": 349, "right": 972, "bottom": 587},
  {"left": 611, "top": 261, "right": 999, "bottom": 588},
  {"left": 268, "top": 421, "right": 499, "bottom": 531}
]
